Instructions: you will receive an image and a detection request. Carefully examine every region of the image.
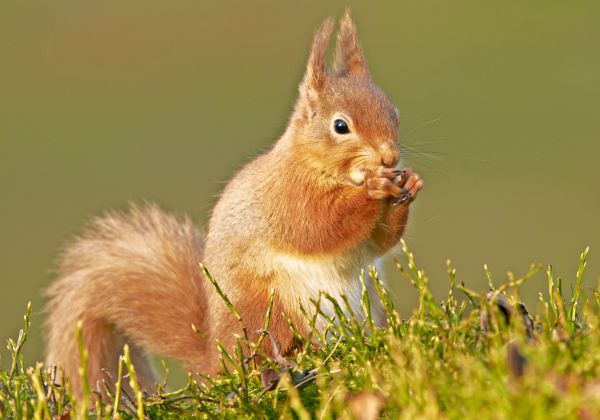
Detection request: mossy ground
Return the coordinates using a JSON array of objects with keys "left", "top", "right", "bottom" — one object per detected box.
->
[{"left": 1, "top": 242, "right": 598, "bottom": 419}]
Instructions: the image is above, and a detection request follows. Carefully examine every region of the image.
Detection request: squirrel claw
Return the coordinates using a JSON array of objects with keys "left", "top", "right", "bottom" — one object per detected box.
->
[
  {"left": 392, "top": 168, "right": 423, "bottom": 205},
  {"left": 394, "top": 187, "right": 413, "bottom": 204},
  {"left": 376, "top": 166, "right": 402, "bottom": 181}
]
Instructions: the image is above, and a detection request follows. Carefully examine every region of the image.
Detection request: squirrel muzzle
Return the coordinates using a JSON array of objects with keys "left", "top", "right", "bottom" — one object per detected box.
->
[{"left": 379, "top": 143, "right": 400, "bottom": 168}]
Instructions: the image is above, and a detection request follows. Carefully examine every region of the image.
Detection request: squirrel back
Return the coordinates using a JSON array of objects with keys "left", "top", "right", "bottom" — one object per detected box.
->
[{"left": 45, "top": 11, "right": 423, "bottom": 397}]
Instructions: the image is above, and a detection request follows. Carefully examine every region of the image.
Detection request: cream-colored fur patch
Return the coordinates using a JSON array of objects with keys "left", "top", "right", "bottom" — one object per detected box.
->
[{"left": 272, "top": 248, "right": 386, "bottom": 332}]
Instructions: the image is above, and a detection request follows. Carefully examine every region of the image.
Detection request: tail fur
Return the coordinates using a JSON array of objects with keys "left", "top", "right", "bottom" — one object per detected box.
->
[{"left": 45, "top": 204, "right": 207, "bottom": 396}]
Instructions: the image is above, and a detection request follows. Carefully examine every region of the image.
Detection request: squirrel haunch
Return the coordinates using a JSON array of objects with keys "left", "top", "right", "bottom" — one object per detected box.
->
[{"left": 45, "top": 11, "right": 424, "bottom": 398}]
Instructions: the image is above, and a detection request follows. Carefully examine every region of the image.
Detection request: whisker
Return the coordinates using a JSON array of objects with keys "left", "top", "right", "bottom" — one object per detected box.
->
[{"left": 402, "top": 116, "right": 443, "bottom": 138}]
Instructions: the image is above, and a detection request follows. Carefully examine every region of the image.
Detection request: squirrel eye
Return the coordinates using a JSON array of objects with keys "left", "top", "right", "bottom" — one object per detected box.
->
[{"left": 333, "top": 119, "right": 350, "bottom": 135}]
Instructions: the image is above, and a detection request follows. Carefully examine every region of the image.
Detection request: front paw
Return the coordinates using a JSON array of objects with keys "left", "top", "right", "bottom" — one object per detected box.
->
[
  {"left": 365, "top": 172, "right": 403, "bottom": 200},
  {"left": 393, "top": 168, "right": 424, "bottom": 205}
]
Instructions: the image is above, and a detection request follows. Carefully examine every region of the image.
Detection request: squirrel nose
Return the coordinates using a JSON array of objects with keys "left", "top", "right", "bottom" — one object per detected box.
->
[{"left": 380, "top": 146, "right": 400, "bottom": 167}]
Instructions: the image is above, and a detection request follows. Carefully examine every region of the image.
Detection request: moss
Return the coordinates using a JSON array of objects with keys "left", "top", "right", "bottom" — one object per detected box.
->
[{"left": 1, "top": 244, "right": 598, "bottom": 418}]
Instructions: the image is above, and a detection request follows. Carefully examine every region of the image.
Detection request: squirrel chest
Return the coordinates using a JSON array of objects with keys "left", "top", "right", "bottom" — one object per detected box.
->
[{"left": 271, "top": 247, "right": 387, "bottom": 329}]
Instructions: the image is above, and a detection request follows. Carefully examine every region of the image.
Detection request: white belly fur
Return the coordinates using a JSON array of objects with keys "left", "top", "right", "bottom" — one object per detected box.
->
[{"left": 272, "top": 248, "right": 387, "bottom": 331}]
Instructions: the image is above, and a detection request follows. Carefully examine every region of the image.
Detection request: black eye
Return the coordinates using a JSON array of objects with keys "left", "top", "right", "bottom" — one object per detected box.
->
[{"left": 333, "top": 119, "right": 350, "bottom": 134}]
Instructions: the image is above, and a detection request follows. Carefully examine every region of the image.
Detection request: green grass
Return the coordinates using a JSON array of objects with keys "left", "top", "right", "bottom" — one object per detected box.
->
[{"left": 1, "top": 242, "right": 599, "bottom": 418}]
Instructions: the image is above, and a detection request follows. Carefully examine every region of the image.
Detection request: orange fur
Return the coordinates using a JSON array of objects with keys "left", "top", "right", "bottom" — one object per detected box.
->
[{"left": 45, "top": 11, "right": 423, "bottom": 398}]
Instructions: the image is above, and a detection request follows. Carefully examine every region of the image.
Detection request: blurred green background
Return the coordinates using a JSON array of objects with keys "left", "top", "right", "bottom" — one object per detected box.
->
[{"left": 1, "top": 1, "right": 599, "bottom": 371}]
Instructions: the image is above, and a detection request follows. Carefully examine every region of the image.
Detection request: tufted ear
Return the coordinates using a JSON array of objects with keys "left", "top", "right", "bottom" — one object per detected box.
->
[
  {"left": 333, "top": 10, "right": 370, "bottom": 78},
  {"left": 299, "top": 18, "right": 334, "bottom": 106}
]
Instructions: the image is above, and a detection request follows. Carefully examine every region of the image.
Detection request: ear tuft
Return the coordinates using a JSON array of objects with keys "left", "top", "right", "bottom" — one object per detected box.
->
[
  {"left": 333, "top": 9, "right": 370, "bottom": 78},
  {"left": 301, "top": 18, "right": 334, "bottom": 102}
]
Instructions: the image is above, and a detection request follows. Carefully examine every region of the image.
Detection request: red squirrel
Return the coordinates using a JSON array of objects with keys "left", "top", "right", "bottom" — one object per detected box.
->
[{"left": 45, "top": 12, "right": 423, "bottom": 396}]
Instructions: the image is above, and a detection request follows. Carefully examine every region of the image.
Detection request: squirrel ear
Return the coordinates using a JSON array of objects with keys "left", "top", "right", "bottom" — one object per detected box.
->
[
  {"left": 300, "top": 18, "right": 334, "bottom": 105},
  {"left": 333, "top": 10, "right": 370, "bottom": 78}
]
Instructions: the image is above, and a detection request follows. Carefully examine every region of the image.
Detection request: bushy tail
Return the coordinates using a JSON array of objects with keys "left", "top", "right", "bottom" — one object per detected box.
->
[{"left": 45, "top": 204, "right": 208, "bottom": 396}]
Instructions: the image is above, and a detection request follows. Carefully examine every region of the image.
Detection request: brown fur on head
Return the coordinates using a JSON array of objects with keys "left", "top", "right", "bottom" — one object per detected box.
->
[{"left": 290, "top": 11, "right": 401, "bottom": 186}]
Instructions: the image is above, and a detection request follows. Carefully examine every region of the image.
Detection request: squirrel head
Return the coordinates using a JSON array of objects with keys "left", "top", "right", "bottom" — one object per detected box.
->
[{"left": 289, "top": 11, "right": 401, "bottom": 185}]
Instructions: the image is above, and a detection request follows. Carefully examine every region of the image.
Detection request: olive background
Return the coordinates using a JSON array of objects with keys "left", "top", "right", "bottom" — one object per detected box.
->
[{"left": 1, "top": 1, "right": 599, "bottom": 373}]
